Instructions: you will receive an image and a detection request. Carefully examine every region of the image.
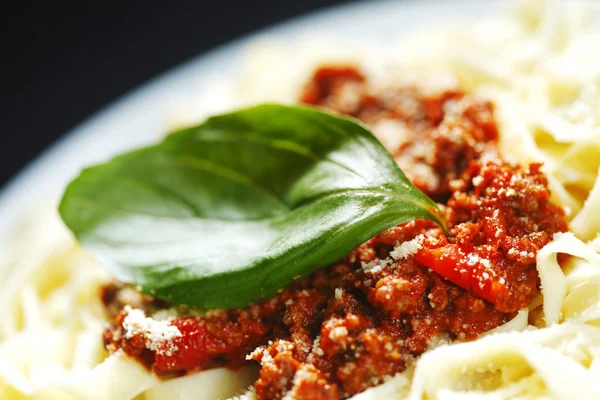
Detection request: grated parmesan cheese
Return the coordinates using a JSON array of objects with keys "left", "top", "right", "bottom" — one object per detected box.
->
[
  {"left": 335, "top": 288, "right": 343, "bottom": 299},
  {"left": 361, "top": 235, "right": 425, "bottom": 274},
  {"left": 465, "top": 253, "right": 492, "bottom": 270},
  {"left": 311, "top": 336, "right": 324, "bottom": 357},
  {"left": 329, "top": 326, "right": 349, "bottom": 341},
  {"left": 122, "top": 305, "right": 182, "bottom": 356},
  {"left": 390, "top": 235, "right": 425, "bottom": 260},
  {"left": 361, "top": 258, "right": 392, "bottom": 273}
]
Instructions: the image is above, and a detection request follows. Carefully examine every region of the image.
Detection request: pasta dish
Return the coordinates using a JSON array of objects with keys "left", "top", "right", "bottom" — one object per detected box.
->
[{"left": 1, "top": 0, "right": 599, "bottom": 399}]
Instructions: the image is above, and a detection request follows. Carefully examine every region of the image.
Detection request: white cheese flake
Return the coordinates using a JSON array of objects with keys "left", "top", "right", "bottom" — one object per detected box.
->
[
  {"left": 390, "top": 235, "right": 425, "bottom": 260},
  {"left": 361, "top": 235, "right": 426, "bottom": 274},
  {"left": 122, "top": 305, "right": 182, "bottom": 356},
  {"left": 329, "top": 326, "right": 349, "bottom": 341},
  {"left": 472, "top": 176, "right": 484, "bottom": 187}
]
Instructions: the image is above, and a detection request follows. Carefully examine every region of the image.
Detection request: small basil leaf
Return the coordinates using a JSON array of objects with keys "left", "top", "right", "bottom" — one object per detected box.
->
[{"left": 59, "top": 104, "right": 445, "bottom": 308}]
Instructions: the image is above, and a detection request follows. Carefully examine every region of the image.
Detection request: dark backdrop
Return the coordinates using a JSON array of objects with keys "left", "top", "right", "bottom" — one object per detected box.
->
[{"left": 0, "top": 0, "right": 350, "bottom": 188}]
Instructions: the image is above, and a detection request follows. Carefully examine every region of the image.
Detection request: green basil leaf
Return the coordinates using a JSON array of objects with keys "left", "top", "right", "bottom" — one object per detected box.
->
[{"left": 59, "top": 104, "right": 445, "bottom": 309}]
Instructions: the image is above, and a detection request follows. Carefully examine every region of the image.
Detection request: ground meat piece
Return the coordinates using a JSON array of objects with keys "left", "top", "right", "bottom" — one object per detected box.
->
[
  {"left": 300, "top": 66, "right": 366, "bottom": 110},
  {"left": 251, "top": 341, "right": 339, "bottom": 400},
  {"left": 102, "top": 66, "right": 570, "bottom": 400},
  {"left": 300, "top": 66, "right": 498, "bottom": 201}
]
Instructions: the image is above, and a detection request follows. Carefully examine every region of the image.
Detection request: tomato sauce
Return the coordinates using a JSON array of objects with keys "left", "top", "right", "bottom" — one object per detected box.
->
[{"left": 102, "top": 66, "right": 568, "bottom": 399}]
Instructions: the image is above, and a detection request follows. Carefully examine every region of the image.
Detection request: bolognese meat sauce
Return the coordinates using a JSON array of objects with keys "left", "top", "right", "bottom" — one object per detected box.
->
[{"left": 103, "top": 66, "right": 568, "bottom": 399}]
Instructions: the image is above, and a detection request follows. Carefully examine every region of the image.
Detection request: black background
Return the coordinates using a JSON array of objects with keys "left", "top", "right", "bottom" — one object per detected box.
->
[{"left": 1, "top": 0, "right": 350, "bottom": 188}]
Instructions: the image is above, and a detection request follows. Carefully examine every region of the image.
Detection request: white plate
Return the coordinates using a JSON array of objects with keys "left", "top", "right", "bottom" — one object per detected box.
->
[{"left": 0, "top": 0, "right": 509, "bottom": 245}]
